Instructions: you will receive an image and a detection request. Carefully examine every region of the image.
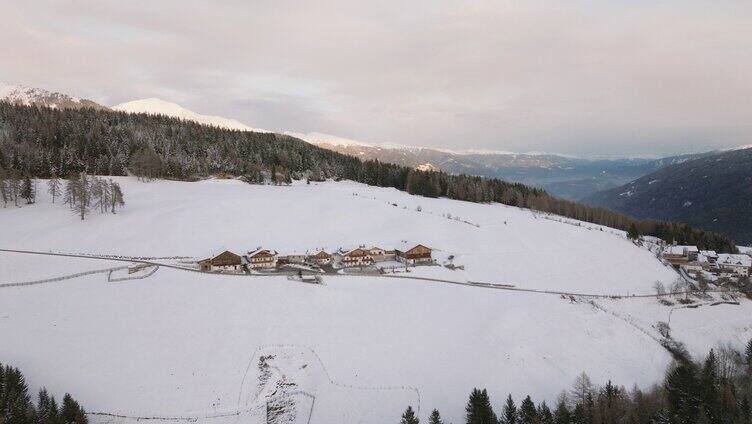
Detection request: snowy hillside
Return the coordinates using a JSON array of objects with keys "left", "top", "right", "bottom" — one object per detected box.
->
[
  {"left": 1, "top": 178, "right": 750, "bottom": 424},
  {"left": 112, "top": 98, "right": 271, "bottom": 133}
]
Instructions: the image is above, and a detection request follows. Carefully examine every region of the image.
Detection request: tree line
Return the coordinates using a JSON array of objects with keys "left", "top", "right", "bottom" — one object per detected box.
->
[
  {"left": 400, "top": 339, "right": 752, "bottom": 424},
  {"left": 0, "top": 169, "right": 124, "bottom": 220},
  {"left": 0, "top": 102, "right": 736, "bottom": 251},
  {"left": 0, "top": 362, "right": 87, "bottom": 423}
]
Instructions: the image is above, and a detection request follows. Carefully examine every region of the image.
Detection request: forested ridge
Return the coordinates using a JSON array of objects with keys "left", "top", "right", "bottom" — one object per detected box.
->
[
  {"left": 585, "top": 148, "right": 752, "bottom": 245},
  {"left": 0, "top": 102, "right": 737, "bottom": 252}
]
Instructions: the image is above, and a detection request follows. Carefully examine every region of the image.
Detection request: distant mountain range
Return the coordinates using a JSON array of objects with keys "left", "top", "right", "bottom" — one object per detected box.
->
[
  {"left": 0, "top": 82, "right": 745, "bottom": 204},
  {"left": 585, "top": 147, "right": 752, "bottom": 245},
  {"left": 303, "top": 140, "right": 717, "bottom": 200}
]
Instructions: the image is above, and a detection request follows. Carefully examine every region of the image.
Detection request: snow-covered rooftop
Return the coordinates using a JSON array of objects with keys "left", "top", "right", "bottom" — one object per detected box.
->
[{"left": 717, "top": 254, "right": 752, "bottom": 268}]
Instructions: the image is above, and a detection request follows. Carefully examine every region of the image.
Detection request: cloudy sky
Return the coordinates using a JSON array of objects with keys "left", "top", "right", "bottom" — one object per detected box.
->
[{"left": 2, "top": 0, "right": 751, "bottom": 156}]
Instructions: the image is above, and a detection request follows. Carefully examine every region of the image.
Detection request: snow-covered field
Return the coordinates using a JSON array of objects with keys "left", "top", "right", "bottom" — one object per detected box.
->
[{"left": 1, "top": 177, "right": 750, "bottom": 424}]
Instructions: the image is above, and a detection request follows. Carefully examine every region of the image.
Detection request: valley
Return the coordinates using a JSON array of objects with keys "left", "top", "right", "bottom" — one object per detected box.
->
[{"left": 1, "top": 178, "right": 750, "bottom": 424}]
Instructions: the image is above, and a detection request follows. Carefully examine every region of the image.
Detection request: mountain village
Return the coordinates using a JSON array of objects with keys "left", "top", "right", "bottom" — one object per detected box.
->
[{"left": 198, "top": 243, "right": 434, "bottom": 274}]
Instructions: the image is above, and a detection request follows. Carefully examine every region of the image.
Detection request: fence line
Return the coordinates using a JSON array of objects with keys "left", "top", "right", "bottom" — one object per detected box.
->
[
  {"left": 108, "top": 265, "right": 160, "bottom": 282},
  {"left": 0, "top": 266, "right": 128, "bottom": 289}
]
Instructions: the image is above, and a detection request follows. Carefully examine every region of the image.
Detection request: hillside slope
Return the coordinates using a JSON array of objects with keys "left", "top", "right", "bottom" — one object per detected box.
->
[
  {"left": 2, "top": 178, "right": 750, "bottom": 423},
  {"left": 585, "top": 147, "right": 752, "bottom": 244}
]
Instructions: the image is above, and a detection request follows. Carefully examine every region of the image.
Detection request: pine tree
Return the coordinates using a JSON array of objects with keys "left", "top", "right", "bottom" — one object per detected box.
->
[
  {"left": 519, "top": 396, "right": 537, "bottom": 424},
  {"left": 428, "top": 409, "right": 444, "bottom": 424},
  {"left": 37, "top": 388, "right": 60, "bottom": 424},
  {"left": 501, "top": 394, "right": 517, "bottom": 424},
  {"left": 465, "top": 388, "right": 497, "bottom": 424},
  {"left": 0, "top": 364, "right": 34, "bottom": 422},
  {"left": 61, "top": 392, "right": 88, "bottom": 423},
  {"left": 48, "top": 394, "right": 60, "bottom": 424},
  {"left": 745, "top": 338, "right": 752, "bottom": 370},
  {"left": 47, "top": 175, "right": 61, "bottom": 204},
  {"left": 553, "top": 395, "right": 571, "bottom": 424},
  {"left": 665, "top": 362, "right": 701, "bottom": 423},
  {"left": 20, "top": 174, "right": 35, "bottom": 204},
  {"left": 700, "top": 349, "right": 720, "bottom": 421},
  {"left": 537, "top": 401, "right": 554, "bottom": 424},
  {"left": 400, "top": 405, "right": 420, "bottom": 424}
]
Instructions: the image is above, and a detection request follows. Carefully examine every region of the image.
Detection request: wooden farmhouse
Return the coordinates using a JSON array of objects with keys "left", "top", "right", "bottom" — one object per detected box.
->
[
  {"left": 199, "top": 250, "right": 244, "bottom": 273},
  {"left": 396, "top": 244, "right": 433, "bottom": 265},
  {"left": 247, "top": 249, "right": 278, "bottom": 269},
  {"left": 308, "top": 250, "right": 333, "bottom": 266},
  {"left": 340, "top": 248, "right": 374, "bottom": 267},
  {"left": 662, "top": 245, "right": 698, "bottom": 265}
]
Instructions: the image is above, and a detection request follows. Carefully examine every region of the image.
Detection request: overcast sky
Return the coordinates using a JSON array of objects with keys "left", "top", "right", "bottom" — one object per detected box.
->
[{"left": 2, "top": 0, "right": 751, "bottom": 157}]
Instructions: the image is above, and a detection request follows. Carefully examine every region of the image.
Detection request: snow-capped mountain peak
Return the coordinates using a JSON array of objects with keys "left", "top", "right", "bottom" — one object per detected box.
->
[
  {"left": 112, "top": 97, "right": 271, "bottom": 133},
  {"left": 0, "top": 82, "right": 106, "bottom": 110}
]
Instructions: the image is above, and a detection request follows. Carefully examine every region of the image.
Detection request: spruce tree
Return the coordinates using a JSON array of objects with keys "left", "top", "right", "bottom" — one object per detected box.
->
[
  {"left": 465, "top": 388, "right": 497, "bottom": 424},
  {"left": 20, "top": 174, "right": 35, "bottom": 204},
  {"left": 537, "top": 401, "right": 554, "bottom": 424},
  {"left": 501, "top": 394, "right": 517, "bottom": 424},
  {"left": 400, "top": 405, "right": 420, "bottom": 424},
  {"left": 700, "top": 349, "right": 720, "bottom": 421},
  {"left": 665, "top": 362, "right": 701, "bottom": 423},
  {"left": 745, "top": 338, "right": 752, "bottom": 370},
  {"left": 519, "top": 395, "right": 537, "bottom": 424},
  {"left": 0, "top": 364, "right": 34, "bottom": 422},
  {"left": 553, "top": 396, "right": 571, "bottom": 424},
  {"left": 428, "top": 409, "right": 444, "bottom": 424}
]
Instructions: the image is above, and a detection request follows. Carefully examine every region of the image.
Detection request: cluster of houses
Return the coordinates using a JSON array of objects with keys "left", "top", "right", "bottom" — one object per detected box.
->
[
  {"left": 662, "top": 245, "right": 751, "bottom": 280},
  {"left": 198, "top": 244, "right": 433, "bottom": 273}
]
